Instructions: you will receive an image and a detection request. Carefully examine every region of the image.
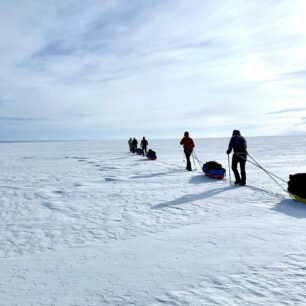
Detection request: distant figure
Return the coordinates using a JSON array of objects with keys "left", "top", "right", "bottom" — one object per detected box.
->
[
  {"left": 141, "top": 137, "right": 148, "bottom": 156},
  {"left": 128, "top": 138, "right": 133, "bottom": 152},
  {"left": 180, "top": 131, "right": 195, "bottom": 171},
  {"left": 226, "top": 130, "right": 247, "bottom": 186},
  {"left": 132, "top": 138, "right": 138, "bottom": 153}
]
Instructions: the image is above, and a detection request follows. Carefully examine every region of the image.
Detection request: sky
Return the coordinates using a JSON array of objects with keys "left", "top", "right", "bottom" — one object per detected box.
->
[{"left": 0, "top": 0, "right": 306, "bottom": 140}]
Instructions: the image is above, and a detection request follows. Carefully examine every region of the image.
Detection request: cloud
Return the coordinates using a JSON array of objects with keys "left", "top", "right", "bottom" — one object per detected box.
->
[
  {"left": 281, "top": 70, "right": 306, "bottom": 79},
  {"left": 1, "top": 0, "right": 306, "bottom": 140},
  {"left": 266, "top": 108, "right": 306, "bottom": 115},
  {"left": 0, "top": 116, "right": 45, "bottom": 122}
]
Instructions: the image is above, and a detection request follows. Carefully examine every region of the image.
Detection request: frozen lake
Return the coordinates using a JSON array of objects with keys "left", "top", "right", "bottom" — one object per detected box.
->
[{"left": 1, "top": 136, "right": 306, "bottom": 305}]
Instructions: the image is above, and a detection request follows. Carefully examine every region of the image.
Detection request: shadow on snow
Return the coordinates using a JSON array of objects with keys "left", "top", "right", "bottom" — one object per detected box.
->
[
  {"left": 131, "top": 169, "right": 184, "bottom": 179},
  {"left": 246, "top": 184, "right": 285, "bottom": 198},
  {"left": 189, "top": 175, "right": 222, "bottom": 185},
  {"left": 151, "top": 186, "right": 232, "bottom": 209},
  {"left": 272, "top": 198, "right": 306, "bottom": 218}
]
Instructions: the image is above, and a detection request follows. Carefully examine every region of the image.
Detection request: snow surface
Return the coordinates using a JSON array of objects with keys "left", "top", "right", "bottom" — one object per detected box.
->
[{"left": 1, "top": 136, "right": 306, "bottom": 305}]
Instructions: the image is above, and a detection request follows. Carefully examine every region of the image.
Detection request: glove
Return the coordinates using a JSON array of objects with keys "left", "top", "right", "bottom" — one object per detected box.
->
[{"left": 226, "top": 150, "right": 230, "bottom": 154}]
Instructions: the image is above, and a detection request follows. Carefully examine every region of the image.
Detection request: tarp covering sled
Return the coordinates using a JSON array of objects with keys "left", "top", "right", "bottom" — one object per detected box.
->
[
  {"left": 202, "top": 161, "right": 226, "bottom": 179},
  {"left": 136, "top": 148, "right": 143, "bottom": 155},
  {"left": 288, "top": 173, "right": 306, "bottom": 204},
  {"left": 147, "top": 149, "right": 157, "bottom": 160}
]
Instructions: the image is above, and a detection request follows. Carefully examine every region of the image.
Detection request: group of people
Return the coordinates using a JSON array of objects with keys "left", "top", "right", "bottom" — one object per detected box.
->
[
  {"left": 128, "top": 137, "right": 149, "bottom": 156},
  {"left": 129, "top": 131, "right": 247, "bottom": 185},
  {"left": 180, "top": 130, "right": 247, "bottom": 186}
]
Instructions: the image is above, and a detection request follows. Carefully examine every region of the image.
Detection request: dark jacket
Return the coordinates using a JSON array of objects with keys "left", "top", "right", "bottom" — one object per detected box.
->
[
  {"left": 227, "top": 135, "right": 247, "bottom": 154},
  {"left": 141, "top": 139, "right": 148, "bottom": 148},
  {"left": 180, "top": 132, "right": 195, "bottom": 153},
  {"left": 132, "top": 139, "right": 138, "bottom": 147}
]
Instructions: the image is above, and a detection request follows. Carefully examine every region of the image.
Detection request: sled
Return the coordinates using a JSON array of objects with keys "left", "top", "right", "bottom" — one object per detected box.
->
[
  {"left": 202, "top": 161, "right": 226, "bottom": 180},
  {"left": 136, "top": 148, "right": 143, "bottom": 155},
  {"left": 288, "top": 173, "right": 306, "bottom": 204},
  {"left": 289, "top": 193, "right": 306, "bottom": 204},
  {"left": 147, "top": 149, "right": 157, "bottom": 160},
  {"left": 147, "top": 154, "right": 157, "bottom": 160}
]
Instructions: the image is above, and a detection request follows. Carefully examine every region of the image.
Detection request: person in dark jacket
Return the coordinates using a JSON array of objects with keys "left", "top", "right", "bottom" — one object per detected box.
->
[
  {"left": 132, "top": 138, "right": 138, "bottom": 153},
  {"left": 140, "top": 137, "right": 148, "bottom": 156},
  {"left": 226, "top": 130, "right": 247, "bottom": 186},
  {"left": 180, "top": 131, "right": 195, "bottom": 171},
  {"left": 128, "top": 138, "right": 133, "bottom": 152}
]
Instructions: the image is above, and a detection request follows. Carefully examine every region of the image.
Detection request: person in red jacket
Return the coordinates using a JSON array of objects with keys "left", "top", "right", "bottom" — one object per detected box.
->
[{"left": 180, "top": 131, "right": 195, "bottom": 171}]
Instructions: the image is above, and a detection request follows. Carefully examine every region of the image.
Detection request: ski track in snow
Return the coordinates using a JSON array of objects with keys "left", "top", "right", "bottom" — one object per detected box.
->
[{"left": 1, "top": 137, "right": 306, "bottom": 305}]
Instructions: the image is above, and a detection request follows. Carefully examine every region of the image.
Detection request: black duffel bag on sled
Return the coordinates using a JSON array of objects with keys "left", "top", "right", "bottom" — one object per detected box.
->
[{"left": 288, "top": 173, "right": 306, "bottom": 203}]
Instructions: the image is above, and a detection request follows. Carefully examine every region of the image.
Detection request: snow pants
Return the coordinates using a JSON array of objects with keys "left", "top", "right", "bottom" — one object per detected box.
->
[
  {"left": 232, "top": 153, "right": 246, "bottom": 184},
  {"left": 184, "top": 150, "right": 192, "bottom": 171}
]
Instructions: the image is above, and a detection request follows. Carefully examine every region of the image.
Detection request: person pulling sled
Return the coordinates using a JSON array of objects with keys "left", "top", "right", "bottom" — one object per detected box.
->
[
  {"left": 131, "top": 138, "right": 138, "bottom": 153},
  {"left": 141, "top": 137, "right": 148, "bottom": 156},
  {"left": 180, "top": 131, "right": 195, "bottom": 171},
  {"left": 128, "top": 138, "right": 133, "bottom": 152},
  {"left": 226, "top": 130, "right": 247, "bottom": 186}
]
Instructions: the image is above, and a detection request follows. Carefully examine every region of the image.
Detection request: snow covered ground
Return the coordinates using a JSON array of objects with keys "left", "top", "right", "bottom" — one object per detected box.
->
[{"left": 1, "top": 136, "right": 306, "bottom": 305}]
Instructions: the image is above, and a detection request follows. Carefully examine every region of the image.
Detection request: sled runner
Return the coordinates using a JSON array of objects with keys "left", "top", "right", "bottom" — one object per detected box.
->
[
  {"left": 288, "top": 173, "right": 306, "bottom": 204},
  {"left": 290, "top": 193, "right": 306, "bottom": 204},
  {"left": 147, "top": 149, "right": 157, "bottom": 160},
  {"left": 202, "top": 161, "right": 226, "bottom": 179}
]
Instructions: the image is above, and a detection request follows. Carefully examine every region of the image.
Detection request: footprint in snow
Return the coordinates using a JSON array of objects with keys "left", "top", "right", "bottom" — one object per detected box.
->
[
  {"left": 70, "top": 156, "right": 87, "bottom": 160},
  {"left": 104, "top": 177, "right": 120, "bottom": 182},
  {"left": 53, "top": 190, "right": 64, "bottom": 194}
]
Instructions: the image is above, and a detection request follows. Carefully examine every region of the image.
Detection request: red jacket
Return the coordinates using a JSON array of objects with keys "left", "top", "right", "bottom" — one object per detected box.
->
[{"left": 180, "top": 136, "right": 195, "bottom": 152}]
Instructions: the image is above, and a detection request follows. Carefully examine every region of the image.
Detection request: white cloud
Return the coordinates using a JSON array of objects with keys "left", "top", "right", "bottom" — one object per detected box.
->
[{"left": 0, "top": 0, "right": 306, "bottom": 140}]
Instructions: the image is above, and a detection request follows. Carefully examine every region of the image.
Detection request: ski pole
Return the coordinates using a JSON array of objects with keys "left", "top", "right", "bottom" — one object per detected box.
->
[{"left": 228, "top": 154, "right": 232, "bottom": 186}]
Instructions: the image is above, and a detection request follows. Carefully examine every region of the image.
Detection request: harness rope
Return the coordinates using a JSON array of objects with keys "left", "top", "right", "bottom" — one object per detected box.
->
[
  {"left": 191, "top": 152, "right": 197, "bottom": 171},
  {"left": 234, "top": 152, "right": 288, "bottom": 193},
  {"left": 191, "top": 149, "right": 288, "bottom": 194},
  {"left": 192, "top": 150, "right": 204, "bottom": 167},
  {"left": 193, "top": 152, "right": 205, "bottom": 172}
]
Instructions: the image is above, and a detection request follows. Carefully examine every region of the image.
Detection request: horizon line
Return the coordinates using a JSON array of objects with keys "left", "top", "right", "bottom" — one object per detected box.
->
[{"left": 1, "top": 134, "right": 305, "bottom": 144}]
